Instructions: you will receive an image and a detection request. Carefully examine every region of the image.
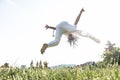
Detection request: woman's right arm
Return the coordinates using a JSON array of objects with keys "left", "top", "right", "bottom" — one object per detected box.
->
[{"left": 45, "top": 24, "right": 56, "bottom": 30}]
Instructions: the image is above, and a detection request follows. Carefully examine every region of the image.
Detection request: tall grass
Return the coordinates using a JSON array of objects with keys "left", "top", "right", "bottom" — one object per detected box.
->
[{"left": 0, "top": 65, "right": 120, "bottom": 80}]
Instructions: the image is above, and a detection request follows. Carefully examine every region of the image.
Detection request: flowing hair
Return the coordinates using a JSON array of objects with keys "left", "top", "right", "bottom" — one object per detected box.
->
[{"left": 67, "top": 33, "right": 79, "bottom": 47}]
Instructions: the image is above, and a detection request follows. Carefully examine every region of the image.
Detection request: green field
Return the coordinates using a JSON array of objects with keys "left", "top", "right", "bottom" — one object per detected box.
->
[{"left": 1, "top": 65, "right": 120, "bottom": 80}]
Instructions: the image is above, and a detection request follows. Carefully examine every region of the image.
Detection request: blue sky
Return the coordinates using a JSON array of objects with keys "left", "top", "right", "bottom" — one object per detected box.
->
[{"left": 0, "top": 0, "right": 120, "bottom": 67}]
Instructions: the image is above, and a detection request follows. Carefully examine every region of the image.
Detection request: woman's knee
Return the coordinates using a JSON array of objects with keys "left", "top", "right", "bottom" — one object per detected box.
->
[{"left": 55, "top": 39, "right": 60, "bottom": 45}]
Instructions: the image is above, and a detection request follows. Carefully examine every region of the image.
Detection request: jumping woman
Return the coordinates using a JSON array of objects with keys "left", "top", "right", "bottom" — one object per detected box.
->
[{"left": 40, "top": 8, "right": 100, "bottom": 54}]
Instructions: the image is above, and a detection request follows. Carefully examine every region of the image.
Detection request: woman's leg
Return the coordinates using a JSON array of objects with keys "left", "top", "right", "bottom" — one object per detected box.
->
[
  {"left": 41, "top": 27, "right": 63, "bottom": 54},
  {"left": 47, "top": 28, "right": 63, "bottom": 47},
  {"left": 76, "top": 30, "right": 100, "bottom": 43}
]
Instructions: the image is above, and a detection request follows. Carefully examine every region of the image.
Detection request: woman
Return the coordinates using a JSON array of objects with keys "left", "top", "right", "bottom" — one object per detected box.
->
[{"left": 41, "top": 8, "right": 100, "bottom": 54}]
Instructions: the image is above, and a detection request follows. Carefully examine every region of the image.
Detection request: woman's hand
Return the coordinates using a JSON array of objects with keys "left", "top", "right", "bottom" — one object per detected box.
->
[
  {"left": 45, "top": 24, "right": 49, "bottom": 30},
  {"left": 81, "top": 8, "right": 85, "bottom": 13}
]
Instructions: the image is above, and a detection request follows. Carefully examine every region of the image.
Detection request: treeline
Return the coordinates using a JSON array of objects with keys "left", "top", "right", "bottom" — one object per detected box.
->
[
  {"left": 77, "top": 41, "right": 120, "bottom": 68},
  {"left": 1, "top": 40, "right": 120, "bottom": 69}
]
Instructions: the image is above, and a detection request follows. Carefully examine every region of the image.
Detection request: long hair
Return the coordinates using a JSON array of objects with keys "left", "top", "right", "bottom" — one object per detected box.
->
[{"left": 67, "top": 33, "right": 78, "bottom": 47}]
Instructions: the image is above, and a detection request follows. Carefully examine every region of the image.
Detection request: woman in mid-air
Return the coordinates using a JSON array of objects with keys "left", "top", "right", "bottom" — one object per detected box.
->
[{"left": 41, "top": 8, "right": 100, "bottom": 54}]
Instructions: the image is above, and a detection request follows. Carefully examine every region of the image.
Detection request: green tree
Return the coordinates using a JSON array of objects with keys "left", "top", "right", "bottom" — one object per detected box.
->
[
  {"left": 43, "top": 61, "right": 48, "bottom": 68},
  {"left": 105, "top": 41, "right": 115, "bottom": 51},
  {"left": 30, "top": 60, "right": 34, "bottom": 68},
  {"left": 39, "top": 60, "right": 43, "bottom": 68},
  {"left": 103, "top": 41, "right": 120, "bottom": 65},
  {"left": 36, "top": 61, "right": 39, "bottom": 68}
]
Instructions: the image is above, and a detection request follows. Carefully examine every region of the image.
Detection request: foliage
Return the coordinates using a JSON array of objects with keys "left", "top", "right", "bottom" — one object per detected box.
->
[
  {"left": 103, "top": 41, "right": 120, "bottom": 65},
  {"left": 0, "top": 65, "right": 120, "bottom": 80}
]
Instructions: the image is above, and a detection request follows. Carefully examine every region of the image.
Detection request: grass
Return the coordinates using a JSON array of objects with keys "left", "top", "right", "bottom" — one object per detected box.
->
[{"left": 0, "top": 65, "right": 120, "bottom": 80}]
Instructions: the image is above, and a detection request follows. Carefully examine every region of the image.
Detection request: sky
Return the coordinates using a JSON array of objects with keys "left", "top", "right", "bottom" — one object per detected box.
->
[{"left": 0, "top": 0, "right": 120, "bottom": 67}]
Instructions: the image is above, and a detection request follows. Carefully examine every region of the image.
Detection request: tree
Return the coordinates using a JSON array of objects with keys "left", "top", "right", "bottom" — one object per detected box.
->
[
  {"left": 36, "top": 61, "right": 39, "bottom": 68},
  {"left": 43, "top": 61, "right": 48, "bottom": 68},
  {"left": 103, "top": 41, "right": 120, "bottom": 65},
  {"left": 39, "top": 60, "right": 43, "bottom": 68},
  {"left": 30, "top": 60, "right": 34, "bottom": 68},
  {"left": 105, "top": 41, "right": 115, "bottom": 51}
]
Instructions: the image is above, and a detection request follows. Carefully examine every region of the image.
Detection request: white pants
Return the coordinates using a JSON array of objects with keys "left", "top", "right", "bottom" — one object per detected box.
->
[{"left": 47, "top": 21, "right": 91, "bottom": 47}]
